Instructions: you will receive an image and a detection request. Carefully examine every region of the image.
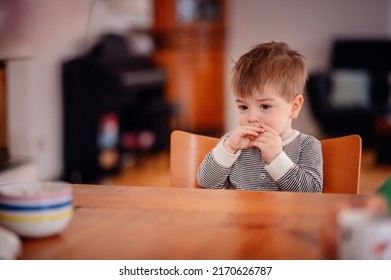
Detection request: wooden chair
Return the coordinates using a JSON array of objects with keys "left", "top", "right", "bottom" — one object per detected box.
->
[
  {"left": 170, "top": 130, "right": 361, "bottom": 194},
  {"left": 170, "top": 130, "right": 218, "bottom": 189},
  {"left": 321, "top": 134, "right": 361, "bottom": 194}
]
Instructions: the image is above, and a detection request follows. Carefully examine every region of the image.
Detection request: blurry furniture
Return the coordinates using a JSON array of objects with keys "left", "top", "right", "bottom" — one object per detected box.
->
[
  {"left": 62, "top": 34, "right": 171, "bottom": 183},
  {"left": 170, "top": 130, "right": 361, "bottom": 194},
  {"left": 170, "top": 129, "right": 218, "bottom": 188},
  {"left": 321, "top": 134, "right": 361, "bottom": 194},
  {"left": 152, "top": 0, "right": 225, "bottom": 135},
  {"left": 307, "top": 39, "right": 391, "bottom": 146},
  {"left": 20, "top": 184, "right": 364, "bottom": 260}
]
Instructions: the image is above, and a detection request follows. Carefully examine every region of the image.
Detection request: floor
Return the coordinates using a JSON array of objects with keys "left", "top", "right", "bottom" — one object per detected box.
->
[
  {"left": 106, "top": 152, "right": 171, "bottom": 188},
  {"left": 106, "top": 149, "right": 391, "bottom": 195}
]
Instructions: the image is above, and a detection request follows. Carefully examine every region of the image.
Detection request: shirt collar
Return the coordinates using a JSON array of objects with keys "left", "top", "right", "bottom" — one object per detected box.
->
[{"left": 282, "top": 130, "right": 300, "bottom": 146}]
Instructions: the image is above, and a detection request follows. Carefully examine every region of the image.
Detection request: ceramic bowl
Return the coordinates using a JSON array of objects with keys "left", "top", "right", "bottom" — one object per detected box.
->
[{"left": 0, "top": 182, "right": 73, "bottom": 238}]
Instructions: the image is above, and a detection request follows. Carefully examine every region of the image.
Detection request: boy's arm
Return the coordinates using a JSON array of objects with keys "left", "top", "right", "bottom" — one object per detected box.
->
[
  {"left": 197, "top": 139, "right": 240, "bottom": 189},
  {"left": 265, "top": 138, "right": 323, "bottom": 192}
]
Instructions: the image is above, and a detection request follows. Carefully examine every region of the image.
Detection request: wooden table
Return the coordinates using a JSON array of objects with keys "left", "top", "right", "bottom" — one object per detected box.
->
[{"left": 20, "top": 185, "right": 361, "bottom": 260}]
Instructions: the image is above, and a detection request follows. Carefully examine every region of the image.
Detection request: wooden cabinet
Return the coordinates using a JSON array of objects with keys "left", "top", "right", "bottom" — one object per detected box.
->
[{"left": 152, "top": 0, "right": 225, "bottom": 135}]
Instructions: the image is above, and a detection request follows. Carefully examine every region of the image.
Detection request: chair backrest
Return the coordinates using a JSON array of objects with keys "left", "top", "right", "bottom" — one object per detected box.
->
[
  {"left": 170, "top": 130, "right": 218, "bottom": 189},
  {"left": 170, "top": 130, "right": 361, "bottom": 194},
  {"left": 320, "top": 134, "right": 361, "bottom": 194}
]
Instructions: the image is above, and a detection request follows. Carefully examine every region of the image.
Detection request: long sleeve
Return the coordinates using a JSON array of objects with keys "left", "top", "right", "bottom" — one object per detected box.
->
[
  {"left": 267, "top": 139, "right": 323, "bottom": 192},
  {"left": 197, "top": 131, "right": 323, "bottom": 192},
  {"left": 197, "top": 138, "right": 240, "bottom": 189}
]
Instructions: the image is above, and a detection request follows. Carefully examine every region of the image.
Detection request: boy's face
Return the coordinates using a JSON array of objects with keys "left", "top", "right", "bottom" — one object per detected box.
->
[{"left": 235, "top": 84, "right": 303, "bottom": 140}]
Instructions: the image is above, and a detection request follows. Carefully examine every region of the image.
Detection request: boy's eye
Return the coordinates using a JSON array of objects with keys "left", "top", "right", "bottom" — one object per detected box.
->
[
  {"left": 261, "top": 104, "right": 271, "bottom": 109},
  {"left": 238, "top": 105, "right": 248, "bottom": 110}
]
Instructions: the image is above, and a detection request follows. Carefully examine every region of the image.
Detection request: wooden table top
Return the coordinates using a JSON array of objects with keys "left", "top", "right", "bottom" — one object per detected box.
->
[{"left": 20, "top": 185, "right": 361, "bottom": 260}]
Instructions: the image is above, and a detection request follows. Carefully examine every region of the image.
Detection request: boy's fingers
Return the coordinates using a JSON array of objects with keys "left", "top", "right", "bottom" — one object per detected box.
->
[{"left": 259, "top": 123, "right": 278, "bottom": 135}]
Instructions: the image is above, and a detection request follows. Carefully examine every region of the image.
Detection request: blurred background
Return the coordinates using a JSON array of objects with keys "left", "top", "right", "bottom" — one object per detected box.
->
[{"left": 1, "top": 0, "right": 391, "bottom": 192}]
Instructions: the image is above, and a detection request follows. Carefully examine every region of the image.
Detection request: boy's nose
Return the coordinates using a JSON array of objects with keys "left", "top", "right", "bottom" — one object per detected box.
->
[{"left": 248, "top": 112, "right": 260, "bottom": 123}]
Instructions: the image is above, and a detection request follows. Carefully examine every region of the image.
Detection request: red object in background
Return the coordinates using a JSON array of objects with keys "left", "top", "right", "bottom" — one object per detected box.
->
[
  {"left": 138, "top": 130, "right": 156, "bottom": 150},
  {"left": 121, "top": 130, "right": 156, "bottom": 151},
  {"left": 121, "top": 132, "right": 139, "bottom": 150}
]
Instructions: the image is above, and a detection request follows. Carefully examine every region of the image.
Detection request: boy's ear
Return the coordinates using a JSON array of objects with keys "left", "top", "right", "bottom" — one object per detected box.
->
[{"left": 290, "top": 94, "right": 304, "bottom": 118}]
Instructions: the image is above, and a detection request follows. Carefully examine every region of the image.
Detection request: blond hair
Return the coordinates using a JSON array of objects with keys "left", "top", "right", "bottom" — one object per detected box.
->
[{"left": 232, "top": 41, "right": 307, "bottom": 101}]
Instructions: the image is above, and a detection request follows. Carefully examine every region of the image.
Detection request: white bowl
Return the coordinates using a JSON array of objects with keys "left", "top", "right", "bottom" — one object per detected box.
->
[{"left": 0, "top": 182, "right": 73, "bottom": 238}]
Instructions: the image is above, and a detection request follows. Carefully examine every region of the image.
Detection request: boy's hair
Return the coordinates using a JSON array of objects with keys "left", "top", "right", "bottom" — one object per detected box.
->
[{"left": 232, "top": 41, "right": 307, "bottom": 101}]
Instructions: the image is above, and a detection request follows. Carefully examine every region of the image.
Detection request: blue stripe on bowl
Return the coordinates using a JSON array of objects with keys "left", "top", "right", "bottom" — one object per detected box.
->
[
  {"left": 0, "top": 200, "right": 72, "bottom": 211},
  {"left": 0, "top": 196, "right": 71, "bottom": 207}
]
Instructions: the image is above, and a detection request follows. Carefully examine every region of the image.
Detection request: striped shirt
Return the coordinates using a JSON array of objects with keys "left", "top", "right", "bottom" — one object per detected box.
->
[{"left": 197, "top": 130, "right": 323, "bottom": 192}]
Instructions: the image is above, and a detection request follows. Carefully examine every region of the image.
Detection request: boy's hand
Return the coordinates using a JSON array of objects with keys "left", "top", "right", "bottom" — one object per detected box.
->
[
  {"left": 251, "top": 123, "right": 282, "bottom": 164},
  {"left": 224, "top": 126, "right": 264, "bottom": 154}
]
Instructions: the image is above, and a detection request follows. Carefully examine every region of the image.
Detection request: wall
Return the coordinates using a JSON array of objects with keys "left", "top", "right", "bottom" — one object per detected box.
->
[
  {"left": 5, "top": 0, "right": 391, "bottom": 181},
  {"left": 225, "top": 0, "right": 389, "bottom": 137},
  {"left": 7, "top": 0, "right": 91, "bottom": 181}
]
